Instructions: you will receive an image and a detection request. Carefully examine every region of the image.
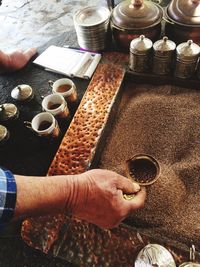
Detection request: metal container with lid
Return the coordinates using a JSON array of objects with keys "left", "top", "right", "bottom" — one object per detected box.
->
[
  {"left": 165, "top": 0, "right": 200, "bottom": 45},
  {"left": 174, "top": 39, "right": 200, "bottom": 78},
  {"left": 0, "top": 103, "right": 19, "bottom": 122},
  {"left": 0, "top": 125, "right": 10, "bottom": 145},
  {"left": 11, "top": 84, "right": 34, "bottom": 102},
  {"left": 152, "top": 36, "right": 176, "bottom": 75},
  {"left": 129, "top": 35, "right": 153, "bottom": 72},
  {"left": 110, "top": 0, "right": 163, "bottom": 51}
]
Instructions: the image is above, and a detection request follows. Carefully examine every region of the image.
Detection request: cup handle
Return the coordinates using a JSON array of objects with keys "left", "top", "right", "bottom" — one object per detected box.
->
[
  {"left": 24, "top": 121, "right": 32, "bottom": 130},
  {"left": 48, "top": 80, "right": 54, "bottom": 88}
]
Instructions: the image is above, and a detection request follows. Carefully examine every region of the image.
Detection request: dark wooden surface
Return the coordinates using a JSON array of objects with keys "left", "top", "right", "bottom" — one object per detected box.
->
[{"left": 0, "top": 31, "right": 87, "bottom": 267}]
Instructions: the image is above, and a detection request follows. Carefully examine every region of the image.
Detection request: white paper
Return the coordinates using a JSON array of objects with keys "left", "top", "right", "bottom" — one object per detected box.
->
[{"left": 33, "top": 45, "right": 101, "bottom": 79}]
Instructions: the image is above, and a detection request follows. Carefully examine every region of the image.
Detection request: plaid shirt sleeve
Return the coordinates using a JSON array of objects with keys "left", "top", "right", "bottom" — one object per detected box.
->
[{"left": 0, "top": 167, "right": 16, "bottom": 224}]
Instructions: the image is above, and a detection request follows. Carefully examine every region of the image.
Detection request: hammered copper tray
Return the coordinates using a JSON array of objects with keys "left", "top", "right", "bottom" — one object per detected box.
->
[{"left": 21, "top": 54, "right": 200, "bottom": 266}]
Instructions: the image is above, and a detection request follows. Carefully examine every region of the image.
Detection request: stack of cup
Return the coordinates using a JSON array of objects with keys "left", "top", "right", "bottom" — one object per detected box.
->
[{"left": 73, "top": 6, "right": 110, "bottom": 52}]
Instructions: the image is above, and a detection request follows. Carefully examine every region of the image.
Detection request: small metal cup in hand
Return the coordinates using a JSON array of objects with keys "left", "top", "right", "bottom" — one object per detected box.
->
[{"left": 123, "top": 154, "right": 160, "bottom": 200}]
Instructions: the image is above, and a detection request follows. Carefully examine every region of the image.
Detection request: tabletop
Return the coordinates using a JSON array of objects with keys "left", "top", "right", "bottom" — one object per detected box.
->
[{"left": 0, "top": 31, "right": 85, "bottom": 267}]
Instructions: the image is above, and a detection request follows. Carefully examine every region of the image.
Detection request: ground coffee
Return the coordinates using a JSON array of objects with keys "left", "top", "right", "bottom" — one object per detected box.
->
[{"left": 99, "top": 82, "right": 200, "bottom": 249}]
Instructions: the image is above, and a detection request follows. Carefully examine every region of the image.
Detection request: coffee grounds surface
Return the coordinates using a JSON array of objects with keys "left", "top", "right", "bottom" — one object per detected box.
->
[{"left": 99, "top": 82, "right": 200, "bottom": 249}]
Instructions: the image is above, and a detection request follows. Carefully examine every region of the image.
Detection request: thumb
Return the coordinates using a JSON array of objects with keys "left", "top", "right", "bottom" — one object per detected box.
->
[
  {"left": 24, "top": 47, "right": 37, "bottom": 61},
  {"left": 116, "top": 176, "right": 141, "bottom": 194}
]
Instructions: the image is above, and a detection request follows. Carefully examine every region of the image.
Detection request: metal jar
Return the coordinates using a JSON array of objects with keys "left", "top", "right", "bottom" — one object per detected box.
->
[
  {"left": 174, "top": 39, "right": 200, "bottom": 79},
  {"left": 152, "top": 36, "right": 176, "bottom": 75},
  {"left": 165, "top": 0, "right": 200, "bottom": 45},
  {"left": 110, "top": 0, "right": 163, "bottom": 51},
  {"left": 129, "top": 35, "right": 153, "bottom": 73}
]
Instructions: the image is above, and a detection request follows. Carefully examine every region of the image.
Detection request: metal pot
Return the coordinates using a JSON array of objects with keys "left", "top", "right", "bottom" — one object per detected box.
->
[
  {"left": 110, "top": 0, "right": 163, "bottom": 51},
  {"left": 165, "top": 0, "right": 200, "bottom": 45}
]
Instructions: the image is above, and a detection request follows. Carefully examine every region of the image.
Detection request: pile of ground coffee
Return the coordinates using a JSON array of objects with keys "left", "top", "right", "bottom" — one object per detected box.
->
[{"left": 99, "top": 82, "right": 200, "bottom": 249}]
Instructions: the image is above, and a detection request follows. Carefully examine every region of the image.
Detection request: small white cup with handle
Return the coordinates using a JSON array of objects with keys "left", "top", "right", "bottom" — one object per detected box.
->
[{"left": 42, "top": 94, "right": 70, "bottom": 119}]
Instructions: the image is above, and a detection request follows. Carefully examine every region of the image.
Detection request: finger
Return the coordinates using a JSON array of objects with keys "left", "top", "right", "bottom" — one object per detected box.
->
[
  {"left": 23, "top": 47, "right": 37, "bottom": 60},
  {"left": 116, "top": 176, "right": 140, "bottom": 194}
]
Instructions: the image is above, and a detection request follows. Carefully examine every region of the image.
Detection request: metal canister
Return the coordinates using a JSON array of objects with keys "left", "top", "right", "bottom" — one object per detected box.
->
[
  {"left": 129, "top": 35, "right": 153, "bottom": 73},
  {"left": 0, "top": 125, "right": 10, "bottom": 145},
  {"left": 174, "top": 40, "right": 200, "bottom": 79},
  {"left": 152, "top": 36, "right": 176, "bottom": 75},
  {"left": 0, "top": 103, "right": 19, "bottom": 123}
]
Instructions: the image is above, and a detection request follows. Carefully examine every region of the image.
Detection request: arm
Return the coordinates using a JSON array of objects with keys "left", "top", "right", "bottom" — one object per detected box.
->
[
  {"left": 0, "top": 48, "right": 37, "bottom": 73},
  {"left": 14, "top": 169, "right": 146, "bottom": 229}
]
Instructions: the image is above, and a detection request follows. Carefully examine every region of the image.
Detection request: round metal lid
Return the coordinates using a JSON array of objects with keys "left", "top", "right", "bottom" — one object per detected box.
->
[
  {"left": 176, "top": 40, "right": 200, "bottom": 60},
  {"left": 111, "top": 0, "right": 163, "bottom": 30},
  {"left": 153, "top": 36, "right": 176, "bottom": 52},
  {"left": 0, "top": 125, "right": 8, "bottom": 142},
  {"left": 130, "top": 35, "right": 153, "bottom": 54},
  {"left": 73, "top": 6, "right": 110, "bottom": 27},
  {"left": 167, "top": 0, "right": 200, "bottom": 26},
  {"left": 0, "top": 103, "right": 19, "bottom": 122},
  {"left": 11, "top": 84, "right": 34, "bottom": 101},
  {"left": 135, "top": 244, "right": 176, "bottom": 267}
]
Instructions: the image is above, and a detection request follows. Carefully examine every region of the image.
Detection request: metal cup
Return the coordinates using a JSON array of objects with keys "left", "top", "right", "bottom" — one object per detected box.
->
[
  {"left": 24, "top": 112, "right": 60, "bottom": 138},
  {"left": 123, "top": 154, "right": 160, "bottom": 200},
  {"left": 49, "top": 78, "right": 78, "bottom": 103},
  {"left": 42, "top": 94, "right": 70, "bottom": 119}
]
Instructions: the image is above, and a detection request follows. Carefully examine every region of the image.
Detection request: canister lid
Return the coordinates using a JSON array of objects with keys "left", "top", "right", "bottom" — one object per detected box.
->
[
  {"left": 167, "top": 0, "right": 200, "bottom": 26},
  {"left": 179, "top": 263, "right": 200, "bottom": 267},
  {"left": 0, "top": 125, "right": 9, "bottom": 143},
  {"left": 176, "top": 40, "right": 200, "bottom": 60},
  {"left": 11, "top": 84, "right": 34, "bottom": 102},
  {"left": 111, "top": 0, "right": 163, "bottom": 30},
  {"left": 153, "top": 36, "right": 176, "bottom": 52},
  {"left": 0, "top": 103, "right": 19, "bottom": 122},
  {"left": 130, "top": 35, "right": 153, "bottom": 54}
]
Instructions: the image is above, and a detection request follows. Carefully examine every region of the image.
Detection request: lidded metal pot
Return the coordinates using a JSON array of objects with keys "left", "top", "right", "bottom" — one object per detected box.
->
[
  {"left": 0, "top": 103, "right": 19, "bottom": 123},
  {"left": 0, "top": 125, "right": 10, "bottom": 145},
  {"left": 110, "top": 0, "right": 163, "bottom": 51},
  {"left": 174, "top": 39, "right": 200, "bottom": 79},
  {"left": 152, "top": 36, "right": 176, "bottom": 75},
  {"left": 129, "top": 35, "right": 153, "bottom": 73},
  {"left": 165, "top": 0, "right": 200, "bottom": 45},
  {"left": 11, "top": 84, "right": 34, "bottom": 102}
]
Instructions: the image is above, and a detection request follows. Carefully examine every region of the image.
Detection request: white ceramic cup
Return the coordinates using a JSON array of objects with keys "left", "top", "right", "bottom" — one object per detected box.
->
[
  {"left": 25, "top": 112, "right": 60, "bottom": 138},
  {"left": 49, "top": 78, "right": 78, "bottom": 103},
  {"left": 42, "top": 94, "right": 69, "bottom": 119}
]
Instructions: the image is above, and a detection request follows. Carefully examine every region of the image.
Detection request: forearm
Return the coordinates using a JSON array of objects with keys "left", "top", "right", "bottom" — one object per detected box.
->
[{"left": 13, "top": 174, "right": 76, "bottom": 220}]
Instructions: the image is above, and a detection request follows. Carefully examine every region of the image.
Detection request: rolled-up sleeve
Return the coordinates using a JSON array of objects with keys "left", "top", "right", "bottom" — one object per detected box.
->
[{"left": 0, "top": 167, "right": 16, "bottom": 224}]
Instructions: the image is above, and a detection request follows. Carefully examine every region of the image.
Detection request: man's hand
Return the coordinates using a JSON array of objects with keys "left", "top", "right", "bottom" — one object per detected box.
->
[
  {"left": 66, "top": 169, "right": 146, "bottom": 229},
  {"left": 0, "top": 48, "right": 37, "bottom": 73}
]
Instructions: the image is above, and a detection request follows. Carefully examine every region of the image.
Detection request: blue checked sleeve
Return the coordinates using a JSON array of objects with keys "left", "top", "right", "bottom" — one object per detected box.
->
[{"left": 0, "top": 167, "right": 16, "bottom": 224}]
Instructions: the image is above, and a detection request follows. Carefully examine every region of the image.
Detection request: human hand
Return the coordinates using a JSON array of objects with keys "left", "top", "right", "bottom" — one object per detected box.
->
[
  {"left": 65, "top": 169, "right": 146, "bottom": 229},
  {"left": 0, "top": 48, "right": 37, "bottom": 73}
]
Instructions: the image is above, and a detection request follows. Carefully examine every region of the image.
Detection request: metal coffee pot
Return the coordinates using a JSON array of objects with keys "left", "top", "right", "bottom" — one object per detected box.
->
[{"left": 165, "top": 0, "right": 200, "bottom": 45}]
